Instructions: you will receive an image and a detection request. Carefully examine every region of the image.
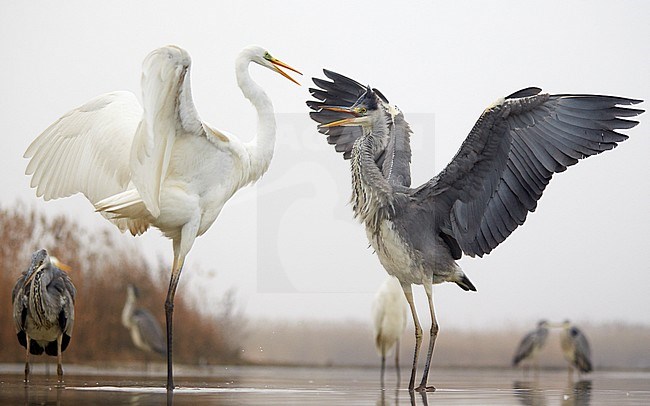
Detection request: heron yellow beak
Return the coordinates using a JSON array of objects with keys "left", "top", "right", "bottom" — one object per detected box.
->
[
  {"left": 319, "top": 106, "right": 365, "bottom": 128},
  {"left": 269, "top": 57, "right": 302, "bottom": 86},
  {"left": 51, "top": 256, "right": 72, "bottom": 272}
]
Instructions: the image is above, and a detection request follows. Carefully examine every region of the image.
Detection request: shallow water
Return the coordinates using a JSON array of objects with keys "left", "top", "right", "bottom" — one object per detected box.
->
[{"left": 1, "top": 364, "right": 649, "bottom": 405}]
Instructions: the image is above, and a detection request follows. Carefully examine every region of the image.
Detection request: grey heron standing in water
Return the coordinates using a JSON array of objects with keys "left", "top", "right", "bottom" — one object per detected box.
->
[
  {"left": 372, "top": 276, "right": 408, "bottom": 387},
  {"left": 24, "top": 45, "right": 301, "bottom": 390},
  {"left": 512, "top": 320, "right": 550, "bottom": 373},
  {"left": 307, "top": 69, "right": 642, "bottom": 392},
  {"left": 12, "top": 249, "right": 76, "bottom": 383},
  {"left": 559, "top": 320, "right": 593, "bottom": 379},
  {"left": 122, "top": 284, "right": 166, "bottom": 361}
]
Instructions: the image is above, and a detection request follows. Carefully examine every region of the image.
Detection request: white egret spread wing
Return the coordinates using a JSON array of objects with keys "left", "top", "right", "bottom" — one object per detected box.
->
[
  {"left": 414, "top": 89, "right": 643, "bottom": 257},
  {"left": 24, "top": 91, "right": 142, "bottom": 203}
]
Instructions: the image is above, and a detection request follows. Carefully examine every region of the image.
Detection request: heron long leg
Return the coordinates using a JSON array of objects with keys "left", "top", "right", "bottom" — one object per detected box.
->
[
  {"left": 401, "top": 284, "right": 422, "bottom": 391},
  {"left": 416, "top": 282, "right": 437, "bottom": 392},
  {"left": 57, "top": 334, "right": 63, "bottom": 382},
  {"left": 24, "top": 335, "right": 30, "bottom": 383}
]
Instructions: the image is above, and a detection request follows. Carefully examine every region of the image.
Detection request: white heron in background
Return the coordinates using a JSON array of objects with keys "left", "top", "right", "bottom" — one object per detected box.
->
[
  {"left": 372, "top": 276, "right": 408, "bottom": 387},
  {"left": 12, "top": 249, "right": 76, "bottom": 383},
  {"left": 24, "top": 44, "right": 301, "bottom": 390},
  {"left": 308, "top": 69, "right": 642, "bottom": 392},
  {"left": 512, "top": 320, "right": 550, "bottom": 374},
  {"left": 122, "top": 284, "right": 166, "bottom": 363},
  {"left": 559, "top": 320, "right": 593, "bottom": 379}
]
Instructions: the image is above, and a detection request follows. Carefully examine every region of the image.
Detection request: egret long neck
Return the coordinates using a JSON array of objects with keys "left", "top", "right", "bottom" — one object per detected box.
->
[{"left": 236, "top": 53, "right": 276, "bottom": 184}]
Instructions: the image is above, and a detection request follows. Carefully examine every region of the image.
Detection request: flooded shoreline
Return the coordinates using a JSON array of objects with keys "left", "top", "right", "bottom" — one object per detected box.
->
[{"left": 1, "top": 364, "right": 649, "bottom": 405}]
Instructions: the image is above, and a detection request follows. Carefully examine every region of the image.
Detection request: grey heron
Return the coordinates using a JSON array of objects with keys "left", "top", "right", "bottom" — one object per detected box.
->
[
  {"left": 307, "top": 69, "right": 642, "bottom": 391},
  {"left": 122, "top": 284, "right": 166, "bottom": 360},
  {"left": 512, "top": 320, "right": 550, "bottom": 373},
  {"left": 559, "top": 320, "right": 592, "bottom": 378},
  {"left": 372, "top": 275, "right": 408, "bottom": 387},
  {"left": 24, "top": 45, "right": 301, "bottom": 391},
  {"left": 12, "top": 249, "right": 76, "bottom": 383}
]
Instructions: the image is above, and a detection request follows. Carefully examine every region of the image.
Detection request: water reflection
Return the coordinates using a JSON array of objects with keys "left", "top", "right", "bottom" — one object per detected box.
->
[
  {"left": 513, "top": 379, "right": 592, "bottom": 406},
  {"left": 513, "top": 380, "right": 547, "bottom": 406},
  {"left": 562, "top": 380, "right": 592, "bottom": 406}
]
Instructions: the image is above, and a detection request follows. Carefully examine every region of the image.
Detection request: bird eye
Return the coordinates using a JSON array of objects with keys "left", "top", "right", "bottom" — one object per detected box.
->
[{"left": 359, "top": 107, "right": 367, "bottom": 114}]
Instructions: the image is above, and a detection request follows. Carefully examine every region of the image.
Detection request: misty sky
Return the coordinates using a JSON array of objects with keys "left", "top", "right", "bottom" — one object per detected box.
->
[{"left": 1, "top": 1, "right": 648, "bottom": 330}]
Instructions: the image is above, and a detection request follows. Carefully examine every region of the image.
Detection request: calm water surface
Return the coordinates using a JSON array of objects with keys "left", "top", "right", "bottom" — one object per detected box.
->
[{"left": 1, "top": 364, "right": 649, "bottom": 405}]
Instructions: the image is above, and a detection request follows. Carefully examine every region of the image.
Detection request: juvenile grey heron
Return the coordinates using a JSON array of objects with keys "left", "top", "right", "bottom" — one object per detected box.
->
[
  {"left": 24, "top": 45, "right": 300, "bottom": 390},
  {"left": 122, "top": 284, "right": 166, "bottom": 360},
  {"left": 372, "top": 276, "right": 408, "bottom": 387},
  {"left": 12, "top": 249, "right": 76, "bottom": 383},
  {"left": 559, "top": 320, "right": 593, "bottom": 378},
  {"left": 307, "top": 69, "right": 642, "bottom": 391},
  {"left": 512, "top": 320, "right": 550, "bottom": 373}
]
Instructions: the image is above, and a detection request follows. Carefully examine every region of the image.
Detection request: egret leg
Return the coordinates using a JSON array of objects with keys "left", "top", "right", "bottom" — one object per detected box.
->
[
  {"left": 416, "top": 282, "right": 437, "bottom": 392},
  {"left": 401, "top": 284, "right": 422, "bottom": 392},
  {"left": 395, "top": 339, "right": 401, "bottom": 385},
  {"left": 165, "top": 253, "right": 185, "bottom": 391},
  {"left": 380, "top": 353, "right": 386, "bottom": 388},
  {"left": 24, "top": 335, "right": 30, "bottom": 383},
  {"left": 57, "top": 334, "right": 63, "bottom": 382}
]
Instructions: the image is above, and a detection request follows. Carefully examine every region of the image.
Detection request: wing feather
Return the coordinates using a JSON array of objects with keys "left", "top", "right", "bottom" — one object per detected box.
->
[
  {"left": 24, "top": 91, "right": 142, "bottom": 203},
  {"left": 414, "top": 91, "right": 642, "bottom": 257}
]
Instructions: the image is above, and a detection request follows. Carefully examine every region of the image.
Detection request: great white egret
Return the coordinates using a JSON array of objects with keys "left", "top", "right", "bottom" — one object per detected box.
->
[
  {"left": 122, "top": 284, "right": 166, "bottom": 359},
  {"left": 372, "top": 275, "right": 408, "bottom": 387},
  {"left": 24, "top": 45, "right": 301, "bottom": 390},
  {"left": 308, "top": 69, "right": 642, "bottom": 391},
  {"left": 12, "top": 249, "right": 76, "bottom": 383},
  {"left": 559, "top": 320, "right": 593, "bottom": 378},
  {"left": 512, "top": 320, "right": 550, "bottom": 373}
]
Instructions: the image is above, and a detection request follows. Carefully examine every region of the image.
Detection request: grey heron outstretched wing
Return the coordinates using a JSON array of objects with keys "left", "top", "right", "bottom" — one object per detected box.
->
[
  {"left": 412, "top": 90, "right": 643, "bottom": 257},
  {"left": 308, "top": 69, "right": 412, "bottom": 188}
]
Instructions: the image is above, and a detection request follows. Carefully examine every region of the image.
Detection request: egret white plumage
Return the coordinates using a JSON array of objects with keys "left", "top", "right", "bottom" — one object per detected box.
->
[
  {"left": 559, "top": 320, "right": 593, "bottom": 378},
  {"left": 24, "top": 45, "right": 301, "bottom": 390},
  {"left": 122, "top": 284, "right": 166, "bottom": 359},
  {"left": 512, "top": 320, "right": 550, "bottom": 373},
  {"left": 372, "top": 276, "right": 408, "bottom": 386},
  {"left": 12, "top": 249, "right": 76, "bottom": 383},
  {"left": 308, "top": 69, "right": 642, "bottom": 391}
]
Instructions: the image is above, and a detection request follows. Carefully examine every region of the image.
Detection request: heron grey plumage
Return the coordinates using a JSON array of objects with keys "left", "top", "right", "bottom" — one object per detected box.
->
[
  {"left": 122, "top": 284, "right": 166, "bottom": 358},
  {"left": 559, "top": 320, "right": 593, "bottom": 378},
  {"left": 12, "top": 249, "right": 76, "bottom": 383},
  {"left": 512, "top": 320, "right": 550, "bottom": 372},
  {"left": 307, "top": 69, "right": 642, "bottom": 392}
]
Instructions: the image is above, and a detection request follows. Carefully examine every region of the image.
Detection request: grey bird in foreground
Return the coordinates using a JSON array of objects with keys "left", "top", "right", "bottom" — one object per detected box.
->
[
  {"left": 559, "top": 320, "right": 593, "bottom": 378},
  {"left": 512, "top": 320, "right": 550, "bottom": 373},
  {"left": 122, "top": 284, "right": 166, "bottom": 359},
  {"left": 12, "top": 249, "right": 76, "bottom": 383},
  {"left": 307, "top": 69, "right": 642, "bottom": 392}
]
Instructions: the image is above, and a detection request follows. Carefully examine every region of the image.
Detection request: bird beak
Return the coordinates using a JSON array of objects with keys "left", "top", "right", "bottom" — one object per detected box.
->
[
  {"left": 319, "top": 106, "right": 365, "bottom": 128},
  {"left": 269, "top": 57, "right": 302, "bottom": 86},
  {"left": 51, "top": 256, "right": 72, "bottom": 272}
]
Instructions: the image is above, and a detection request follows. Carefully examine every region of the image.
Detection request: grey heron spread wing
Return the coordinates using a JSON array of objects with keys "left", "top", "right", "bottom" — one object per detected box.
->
[
  {"left": 12, "top": 249, "right": 76, "bottom": 383},
  {"left": 307, "top": 69, "right": 642, "bottom": 392},
  {"left": 308, "top": 70, "right": 412, "bottom": 188}
]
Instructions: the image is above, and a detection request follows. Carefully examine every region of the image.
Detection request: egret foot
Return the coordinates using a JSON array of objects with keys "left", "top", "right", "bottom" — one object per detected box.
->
[{"left": 415, "top": 385, "right": 436, "bottom": 392}]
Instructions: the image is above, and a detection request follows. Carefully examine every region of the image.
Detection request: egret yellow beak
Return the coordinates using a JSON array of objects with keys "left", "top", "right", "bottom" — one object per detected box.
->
[
  {"left": 51, "top": 256, "right": 72, "bottom": 272},
  {"left": 269, "top": 57, "right": 302, "bottom": 86}
]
